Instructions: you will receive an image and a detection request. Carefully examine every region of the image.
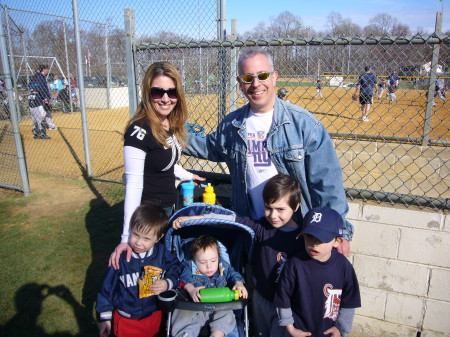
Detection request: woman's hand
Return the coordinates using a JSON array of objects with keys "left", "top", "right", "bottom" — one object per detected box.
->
[
  {"left": 172, "top": 215, "right": 205, "bottom": 229},
  {"left": 108, "top": 242, "right": 133, "bottom": 270}
]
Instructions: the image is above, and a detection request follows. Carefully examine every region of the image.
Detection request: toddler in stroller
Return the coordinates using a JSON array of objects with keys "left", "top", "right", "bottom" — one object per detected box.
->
[{"left": 162, "top": 203, "right": 255, "bottom": 337}]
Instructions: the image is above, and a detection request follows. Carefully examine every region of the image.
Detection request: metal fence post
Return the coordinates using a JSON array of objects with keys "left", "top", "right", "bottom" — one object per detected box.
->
[
  {"left": 72, "top": 0, "right": 91, "bottom": 176},
  {"left": 105, "top": 23, "right": 111, "bottom": 109},
  {"left": 4, "top": 6, "right": 21, "bottom": 122},
  {"left": 217, "top": 0, "right": 227, "bottom": 122},
  {"left": 422, "top": 11, "right": 443, "bottom": 146},
  {"left": 0, "top": 12, "right": 30, "bottom": 196},
  {"left": 62, "top": 20, "right": 74, "bottom": 113},
  {"left": 124, "top": 8, "right": 137, "bottom": 118},
  {"left": 229, "top": 19, "right": 237, "bottom": 113}
]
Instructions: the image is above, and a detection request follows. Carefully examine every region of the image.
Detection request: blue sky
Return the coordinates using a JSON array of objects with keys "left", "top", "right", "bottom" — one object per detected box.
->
[
  {"left": 4, "top": 0, "right": 449, "bottom": 36},
  {"left": 227, "top": 0, "right": 449, "bottom": 34}
]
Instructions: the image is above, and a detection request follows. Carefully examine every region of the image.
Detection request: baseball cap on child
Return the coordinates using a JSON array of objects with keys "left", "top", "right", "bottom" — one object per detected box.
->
[{"left": 300, "top": 207, "right": 343, "bottom": 243}]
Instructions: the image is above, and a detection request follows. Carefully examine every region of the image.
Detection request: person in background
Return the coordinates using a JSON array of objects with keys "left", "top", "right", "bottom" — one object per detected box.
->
[
  {"left": 109, "top": 61, "right": 205, "bottom": 270},
  {"left": 28, "top": 81, "right": 50, "bottom": 139},
  {"left": 313, "top": 79, "right": 324, "bottom": 99},
  {"left": 354, "top": 65, "right": 377, "bottom": 122},
  {"left": 51, "top": 74, "right": 65, "bottom": 103},
  {"left": 184, "top": 48, "right": 353, "bottom": 257},
  {"left": 34, "top": 64, "right": 57, "bottom": 130}
]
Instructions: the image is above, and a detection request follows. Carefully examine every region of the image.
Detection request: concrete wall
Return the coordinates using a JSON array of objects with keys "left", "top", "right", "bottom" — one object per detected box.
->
[
  {"left": 347, "top": 201, "right": 450, "bottom": 337},
  {"left": 84, "top": 87, "right": 129, "bottom": 109}
]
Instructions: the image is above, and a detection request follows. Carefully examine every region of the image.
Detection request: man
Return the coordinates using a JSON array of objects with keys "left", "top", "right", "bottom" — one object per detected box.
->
[
  {"left": 354, "top": 65, "right": 377, "bottom": 122},
  {"left": 34, "top": 64, "right": 57, "bottom": 130},
  {"left": 185, "top": 48, "right": 353, "bottom": 255}
]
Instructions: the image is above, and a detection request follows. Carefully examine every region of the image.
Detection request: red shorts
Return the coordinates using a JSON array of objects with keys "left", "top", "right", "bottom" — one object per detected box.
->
[{"left": 113, "top": 309, "right": 163, "bottom": 337}]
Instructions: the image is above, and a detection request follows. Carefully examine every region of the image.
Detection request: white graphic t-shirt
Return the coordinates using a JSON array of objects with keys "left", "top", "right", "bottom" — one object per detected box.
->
[{"left": 246, "top": 109, "right": 278, "bottom": 219}]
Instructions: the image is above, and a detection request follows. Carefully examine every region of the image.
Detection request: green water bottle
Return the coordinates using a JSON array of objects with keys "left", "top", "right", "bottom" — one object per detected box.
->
[{"left": 199, "top": 287, "right": 239, "bottom": 303}]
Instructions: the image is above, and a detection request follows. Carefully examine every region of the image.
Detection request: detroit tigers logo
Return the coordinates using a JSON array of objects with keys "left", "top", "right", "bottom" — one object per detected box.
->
[
  {"left": 275, "top": 252, "right": 288, "bottom": 283},
  {"left": 311, "top": 212, "right": 322, "bottom": 223},
  {"left": 323, "top": 284, "right": 342, "bottom": 321}
]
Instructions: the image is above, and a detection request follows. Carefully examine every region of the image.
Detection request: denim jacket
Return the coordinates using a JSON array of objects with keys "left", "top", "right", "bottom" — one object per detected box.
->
[
  {"left": 180, "top": 259, "right": 244, "bottom": 288},
  {"left": 185, "top": 97, "right": 353, "bottom": 240}
]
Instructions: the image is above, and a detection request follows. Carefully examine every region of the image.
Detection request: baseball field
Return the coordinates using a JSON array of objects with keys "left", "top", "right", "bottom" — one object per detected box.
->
[{"left": 0, "top": 85, "right": 448, "bottom": 186}]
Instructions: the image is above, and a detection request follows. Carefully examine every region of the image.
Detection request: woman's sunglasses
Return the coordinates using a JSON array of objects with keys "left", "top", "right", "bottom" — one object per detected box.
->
[
  {"left": 150, "top": 87, "right": 177, "bottom": 99},
  {"left": 238, "top": 72, "right": 273, "bottom": 84}
]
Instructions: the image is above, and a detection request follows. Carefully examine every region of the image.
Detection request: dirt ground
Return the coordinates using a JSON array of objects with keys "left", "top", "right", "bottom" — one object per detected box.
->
[{"left": 0, "top": 86, "right": 448, "bottom": 192}]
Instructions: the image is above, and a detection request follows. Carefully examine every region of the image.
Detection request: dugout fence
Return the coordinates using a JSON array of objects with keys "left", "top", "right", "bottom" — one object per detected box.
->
[{"left": 0, "top": 1, "right": 448, "bottom": 211}]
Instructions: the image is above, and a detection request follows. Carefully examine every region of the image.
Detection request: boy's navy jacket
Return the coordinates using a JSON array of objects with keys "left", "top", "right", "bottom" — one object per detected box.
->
[
  {"left": 96, "top": 242, "right": 181, "bottom": 321},
  {"left": 33, "top": 72, "right": 51, "bottom": 101},
  {"left": 28, "top": 92, "right": 44, "bottom": 108}
]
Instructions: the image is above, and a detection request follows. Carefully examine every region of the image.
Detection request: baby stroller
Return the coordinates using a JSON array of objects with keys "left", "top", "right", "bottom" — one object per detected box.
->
[{"left": 161, "top": 203, "right": 255, "bottom": 337}]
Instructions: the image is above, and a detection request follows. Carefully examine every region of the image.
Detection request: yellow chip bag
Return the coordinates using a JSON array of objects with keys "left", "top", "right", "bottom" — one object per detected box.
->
[{"left": 139, "top": 266, "right": 163, "bottom": 298}]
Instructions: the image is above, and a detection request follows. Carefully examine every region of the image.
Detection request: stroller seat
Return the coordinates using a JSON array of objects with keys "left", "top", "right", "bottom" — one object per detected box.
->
[{"left": 161, "top": 203, "right": 255, "bottom": 337}]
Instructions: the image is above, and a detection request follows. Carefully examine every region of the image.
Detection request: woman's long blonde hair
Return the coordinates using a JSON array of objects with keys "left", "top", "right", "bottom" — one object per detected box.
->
[{"left": 125, "top": 61, "right": 188, "bottom": 148}]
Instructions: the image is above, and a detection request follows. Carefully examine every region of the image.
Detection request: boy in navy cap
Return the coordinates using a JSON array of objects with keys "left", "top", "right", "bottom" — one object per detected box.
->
[{"left": 274, "top": 206, "right": 361, "bottom": 337}]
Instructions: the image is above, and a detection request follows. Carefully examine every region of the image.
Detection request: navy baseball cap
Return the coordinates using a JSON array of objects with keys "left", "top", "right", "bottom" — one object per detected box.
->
[{"left": 300, "top": 207, "right": 344, "bottom": 243}]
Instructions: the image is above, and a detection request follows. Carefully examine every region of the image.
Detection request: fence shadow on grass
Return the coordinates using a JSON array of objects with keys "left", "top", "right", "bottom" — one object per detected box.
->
[
  {"left": 53, "top": 127, "right": 124, "bottom": 335},
  {"left": 82, "top": 197, "right": 124, "bottom": 334}
]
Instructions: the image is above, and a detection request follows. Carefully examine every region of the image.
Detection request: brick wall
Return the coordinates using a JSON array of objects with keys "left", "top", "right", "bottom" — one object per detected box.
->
[{"left": 348, "top": 202, "right": 450, "bottom": 337}]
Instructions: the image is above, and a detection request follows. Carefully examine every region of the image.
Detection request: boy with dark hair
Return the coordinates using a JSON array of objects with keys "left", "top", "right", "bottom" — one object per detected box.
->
[
  {"left": 173, "top": 173, "right": 303, "bottom": 337},
  {"left": 171, "top": 235, "right": 248, "bottom": 337},
  {"left": 96, "top": 204, "right": 181, "bottom": 337},
  {"left": 275, "top": 206, "right": 361, "bottom": 337}
]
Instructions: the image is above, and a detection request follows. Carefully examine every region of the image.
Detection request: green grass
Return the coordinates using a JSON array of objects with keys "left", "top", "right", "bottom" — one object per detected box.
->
[{"left": 0, "top": 178, "right": 124, "bottom": 336}]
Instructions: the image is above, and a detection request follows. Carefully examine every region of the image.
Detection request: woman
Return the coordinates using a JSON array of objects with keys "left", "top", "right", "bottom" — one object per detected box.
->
[{"left": 110, "top": 62, "right": 204, "bottom": 268}]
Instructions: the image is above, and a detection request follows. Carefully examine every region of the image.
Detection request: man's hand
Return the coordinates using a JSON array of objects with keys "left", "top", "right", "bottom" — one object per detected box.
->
[
  {"left": 324, "top": 326, "right": 342, "bottom": 336},
  {"left": 99, "top": 321, "right": 111, "bottom": 337},
  {"left": 336, "top": 239, "right": 351, "bottom": 257},
  {"left": 108, "top": 242, "right": 132, "bottom": 270},
  {"left": 352, "top": 93, "right": 358, "bottom": 101}
]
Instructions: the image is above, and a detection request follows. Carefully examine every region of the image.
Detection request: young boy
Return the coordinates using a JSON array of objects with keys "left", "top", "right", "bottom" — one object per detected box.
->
[
  {"left": 96, "top": 204, "right": 181, "bottom": 337},
  {"left": 173, "top": 173, "right": 302, "bottom": 337},
  {"left": 376, "top": 78, "right": 387, "bottom": 99},
  {"left": 313, "top": 79, "right": 323, "bottom": 99},
  {"left": 28, "top": 82, "right": 50, "bottom": 139},
  {"left": 387, "top": 79, "right": 397, "bottom": 104},
  {"left": 275, "top": 206, "right": 361, "bottom": 337},
  {"left": 171, "top": 235, "right": 248, "bottom": 337}
]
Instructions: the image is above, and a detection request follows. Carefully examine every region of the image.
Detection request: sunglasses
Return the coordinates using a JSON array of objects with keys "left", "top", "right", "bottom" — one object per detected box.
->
[
  {"left": 238, "top": 72, "right": 273, "bottom": 84},
  {"left": 150, "top": 87, "right": 177, "bottom": 99}
]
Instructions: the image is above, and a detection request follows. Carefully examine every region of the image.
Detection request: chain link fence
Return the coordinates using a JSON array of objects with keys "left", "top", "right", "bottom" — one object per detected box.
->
[{"left": 0, "top": 1, "right": 448, "bottom": 211}]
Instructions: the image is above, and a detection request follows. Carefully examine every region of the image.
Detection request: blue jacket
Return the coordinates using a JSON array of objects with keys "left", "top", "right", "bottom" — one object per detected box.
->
[
  {"left": 185, "top": 97, "right": 353, "bottom": 240},
  {"left": 96, "top": 243, "right": 181, "bottom": 321},
  {"left": 180, "top": 259, "right": 244, "bottom": 288}
]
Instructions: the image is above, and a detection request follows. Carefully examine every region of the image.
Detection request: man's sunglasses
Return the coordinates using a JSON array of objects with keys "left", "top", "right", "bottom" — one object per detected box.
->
[
  {"left": 238, "top": 72, "right": 273, "bottom": 84},
  {"left": 150, "top": 87, "right": 177, "bottom": 99}
]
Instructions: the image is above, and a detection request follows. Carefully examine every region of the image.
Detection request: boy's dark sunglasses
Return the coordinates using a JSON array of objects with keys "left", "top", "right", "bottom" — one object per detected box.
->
[
  {"left": 150, "top": 87, "right": 177, "bottom": 99},
  {"left": 238, "top": 72, "right": 273, "bottom": 84}
]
